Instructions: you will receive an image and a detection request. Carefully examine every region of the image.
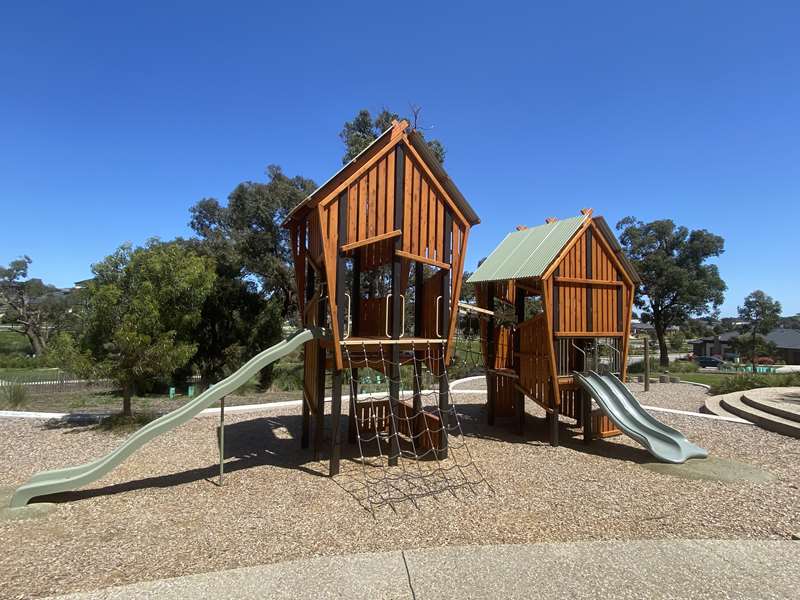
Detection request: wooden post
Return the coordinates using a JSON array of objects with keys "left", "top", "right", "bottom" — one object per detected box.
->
[
  {"left": 644, "top": 337, "right": 650, "bottom": 392},
  {"left": 549, "top": 392, "right": 559, "bottom": 447},
  {"left": 330, "top": 190, "right": 348, "bottom": 476},
  {"left": 387, "top": 144, "right": 405, "bottom": 466},
  {"left": 412, "top": 262, "right": 423, "bottom": 415},
  {"left": 486, "top": 281, "right": 496, "bottom": 426},
  {"left": 582, "top": 389, "right": 591, "bottom": 444},
  {"left": 347, "top": 368, "right": 358, "bottom": 444},
  {"left": 438, "top": 211, "right": 452, "bottom": 457},
  {"left": 347, "top": 251, "right": 361, "bottom": 444},
  {"left": 330, "top": 370, "right": 342, "bottom": 475},
  {"left": 514, "top": 284, "right": 525, "bottom": 435},
  {"left": 314, "top": 287, "right": 327, "bottom": 461},
  {"left": 301, "top": 261, "right": 315, "bottom": 450}
]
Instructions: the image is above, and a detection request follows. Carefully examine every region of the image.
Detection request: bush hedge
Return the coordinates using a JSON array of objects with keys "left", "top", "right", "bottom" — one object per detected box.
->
[{"left": 709, "top": 372, "right": 800, "bottom": 395}]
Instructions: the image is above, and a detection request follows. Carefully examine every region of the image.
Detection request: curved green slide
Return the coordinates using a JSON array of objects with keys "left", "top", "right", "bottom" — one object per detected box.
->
[
  {"left": 9, "top": 327, "right": 326, "bottom": 508},
  {"left": 574, "top": 371, "right": 707, "bottom": 464}
]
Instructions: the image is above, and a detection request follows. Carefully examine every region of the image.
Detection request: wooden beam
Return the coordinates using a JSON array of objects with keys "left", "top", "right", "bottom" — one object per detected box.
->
[
  {"left": 438, "top": 212, "right": 452, "bottom": 458},
  {"left": 554, "top": 331, "right": 624, "bottom": 337},
  {"left": 457, "top": 301, "right": 494, "bottom": 316},
  {"left": 395, "top": 249, "right": 450, "bottom": 270},
  {"left": 514, "top": 285, "right": 525, "bottom": 435},
  {"left": 340, "top": 229, "right": 402, "bottom": 253},
  {"left": 554, "top": 276, "right": 623, "bottom": 287},
  {"left": 486, "top": 281, "right": 496, "bottom": 427}
]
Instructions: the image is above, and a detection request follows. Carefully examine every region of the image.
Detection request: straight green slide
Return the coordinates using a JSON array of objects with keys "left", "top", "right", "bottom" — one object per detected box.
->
[
  {"left": 8, "top": 327, "right": 325, "bottom": 508},
  {"left": 573, "top": 371, "right": 708, "bottom": 464}
]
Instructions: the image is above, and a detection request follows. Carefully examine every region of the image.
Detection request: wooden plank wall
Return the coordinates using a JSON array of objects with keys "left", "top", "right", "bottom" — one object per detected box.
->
[
  {"left": 492, "top": 373, "right": 516, "bottom": 417},
  {"left": 400, "top": 153, "right": 449, "bottom": 264},
  {"left": 517, "top": 313, "right": 551, "bottom": 405},
  {"left": 347, "top": 152, "right": 397, "bottom": 251},
  {"left": 554, "top": 227, "right": 624, "bottom": 335}
]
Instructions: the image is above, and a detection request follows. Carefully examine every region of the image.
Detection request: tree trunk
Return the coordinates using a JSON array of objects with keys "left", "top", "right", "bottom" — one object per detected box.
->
[
  {"left": 24, "top": 328, "right": 45, "bottom": 356},
  {"left": 752, "top": 329, "right": 757, "bottom": 373},
  {"left": 122, "top": 384, "right": 132, "bottom": 417},
  {"left": 654, "top": 323, "right": 669, "bottom": 367}
]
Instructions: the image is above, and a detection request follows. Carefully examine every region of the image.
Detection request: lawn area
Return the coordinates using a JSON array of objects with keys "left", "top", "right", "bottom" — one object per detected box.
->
[
  {"left": 0, "top": 367, "right": 62, "bottom": 382},
  {"left": 0, "top": 329, "right": 32, "bottom": 354},
  {"left": 0, "top": 385, "right": 305, "bottom": 413}
]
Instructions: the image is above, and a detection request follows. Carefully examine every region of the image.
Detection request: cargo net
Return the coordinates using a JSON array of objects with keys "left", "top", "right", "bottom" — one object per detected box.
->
[
  {"left": 341, "top": 341, "right": 491, "bottom": 514},
  {"left": 450, "top": 304, "right": 492, "bottom": 375}
]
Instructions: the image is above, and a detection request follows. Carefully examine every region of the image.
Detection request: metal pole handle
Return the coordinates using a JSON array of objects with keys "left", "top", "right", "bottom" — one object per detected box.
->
[
  {"left": 435, "top": 295, "right": 443, "bottom": 337},
  {"left": 385, "top": 293, "right": 392, "bottom": 338}
]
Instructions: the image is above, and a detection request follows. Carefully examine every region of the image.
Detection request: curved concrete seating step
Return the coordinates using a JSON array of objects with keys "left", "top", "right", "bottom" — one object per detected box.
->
[
  {"left": 741, "top": 387, "right": 800, "bottom": 424},
  {"left": 702, "top": 393, "right": 749, "bottom": 422},
  {"left": 720, "top": 393, "right": 800, "bottom": 439}
]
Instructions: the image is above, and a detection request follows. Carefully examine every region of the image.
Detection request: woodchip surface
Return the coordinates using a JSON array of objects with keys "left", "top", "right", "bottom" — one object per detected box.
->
[{"left": 1, "top": 383, "right": 798, "bottom": 599}]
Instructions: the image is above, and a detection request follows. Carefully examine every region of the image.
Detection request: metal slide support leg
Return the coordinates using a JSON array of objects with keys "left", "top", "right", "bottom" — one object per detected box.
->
[{"left": 218, "top": 396, "right": 225, "bottom": 486}]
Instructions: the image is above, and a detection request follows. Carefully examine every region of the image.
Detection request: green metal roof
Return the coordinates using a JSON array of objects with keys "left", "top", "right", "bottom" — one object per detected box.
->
[{"left": 467, "top": 215, "right": 588, "bottom": 283}]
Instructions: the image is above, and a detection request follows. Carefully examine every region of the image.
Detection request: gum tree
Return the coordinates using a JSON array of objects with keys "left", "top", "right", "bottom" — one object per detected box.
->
[{"left": 617, "top": 217, "right": 726, "bottom": 367}]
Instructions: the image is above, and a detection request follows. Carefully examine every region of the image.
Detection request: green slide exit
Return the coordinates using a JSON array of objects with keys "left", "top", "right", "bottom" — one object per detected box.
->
[{"left": 574, "top": 371, "right": 708, "bottom": 464}]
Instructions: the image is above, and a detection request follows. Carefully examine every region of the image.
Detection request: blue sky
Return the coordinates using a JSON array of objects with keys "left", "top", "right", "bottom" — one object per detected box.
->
[{"left": 1, "top": 2, "right": 798, "bottom": 315}]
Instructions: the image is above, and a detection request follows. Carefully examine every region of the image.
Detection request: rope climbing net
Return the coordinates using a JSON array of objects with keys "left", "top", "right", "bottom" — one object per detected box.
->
[{"left": 341, "top": 338, "right": 492, "bottom": 514}]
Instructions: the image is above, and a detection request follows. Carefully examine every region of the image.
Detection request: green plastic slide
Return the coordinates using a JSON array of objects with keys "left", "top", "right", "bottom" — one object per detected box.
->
[
  {"left": 9, "top": 327, "right": 325, "bottom": 508},
  {"left": 573, "top": 371, "right": 708, "bottom": 464}
]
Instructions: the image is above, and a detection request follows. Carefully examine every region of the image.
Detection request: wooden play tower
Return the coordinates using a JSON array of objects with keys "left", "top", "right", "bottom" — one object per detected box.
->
[
  {"left": 283, "top": 120, "right": 480, "bottom": 475},
  {"left": 468, "top": 210, "right": 641, "bottom": 445}
]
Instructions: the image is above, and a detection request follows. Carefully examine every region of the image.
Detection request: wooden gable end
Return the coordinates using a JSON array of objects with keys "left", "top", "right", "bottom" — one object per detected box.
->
[{"left": 546, "top": 219, "right": 635, "bottom": 336}]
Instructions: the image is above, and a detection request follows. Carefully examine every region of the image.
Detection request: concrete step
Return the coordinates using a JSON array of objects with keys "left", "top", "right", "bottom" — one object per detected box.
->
[
  {"left": 741, "top": 388, "right": 800, "bottom": 424},
  {"left": 702, "top": 394, "right": 750, "bottom": 423},
  {"left": 720, "top": 394, "right": 800, "bottom": 439}
]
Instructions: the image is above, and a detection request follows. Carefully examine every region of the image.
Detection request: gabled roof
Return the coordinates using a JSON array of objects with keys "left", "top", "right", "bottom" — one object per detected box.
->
[
  {"left": 284, "top": 121, "right": 479, "bottom": 226},
  {"left": 467, "top": 215, "right": 588, "bottom": 283},
  {"left": 467, "top": 212, "right": 641, "bottom": 285}
]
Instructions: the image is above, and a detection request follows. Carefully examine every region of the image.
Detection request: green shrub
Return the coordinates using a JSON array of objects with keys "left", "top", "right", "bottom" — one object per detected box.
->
[
  {"left": 0, "top": 353, "right": 46, "bottom": 369},
  {"left": 709, "top": 372, "right": 800, "bottom": 395},
  {"left": 0, "top": 382, "right": 29, "bottom": 408}
]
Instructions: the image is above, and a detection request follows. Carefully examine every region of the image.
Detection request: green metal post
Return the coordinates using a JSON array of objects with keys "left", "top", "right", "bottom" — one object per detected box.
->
[{"left": 219, "top": 396, "right": 225, "bottom": 486}]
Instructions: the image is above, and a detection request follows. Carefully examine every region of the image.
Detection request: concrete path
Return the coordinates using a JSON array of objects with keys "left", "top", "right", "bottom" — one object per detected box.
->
[{"left": 49, "top": 540, "right": 800, "bottom": 599}]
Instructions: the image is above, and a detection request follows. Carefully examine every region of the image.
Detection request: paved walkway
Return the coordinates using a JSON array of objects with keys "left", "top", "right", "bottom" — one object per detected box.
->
[{"left": 50, "top": 540, "right": 800, "bottom": 599}]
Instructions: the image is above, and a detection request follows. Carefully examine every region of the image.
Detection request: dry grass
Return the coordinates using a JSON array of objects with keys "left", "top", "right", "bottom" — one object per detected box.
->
[{"left": 1, "top": 384, "right": 798, "bottom": 599}]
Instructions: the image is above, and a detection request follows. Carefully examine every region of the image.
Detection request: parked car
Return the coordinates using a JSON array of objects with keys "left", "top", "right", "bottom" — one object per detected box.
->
[{"left": 694, "top": 356, "right": 725, "bottom": 368}]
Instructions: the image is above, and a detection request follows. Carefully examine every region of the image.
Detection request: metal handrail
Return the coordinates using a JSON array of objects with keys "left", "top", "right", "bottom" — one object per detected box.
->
[
  {"left": 435, "top": 295, "right": 443, "bottom": 337},
  {"left": 571, "top": 340, "right": 586, "bottom": 373},
  {"left": 384, "top": 294, "right": 406, "bottom": 338},
  {"left": 343, "top": 293, "right": 351, "bottom": 339},
  {"left": 400, "top": 294, "right": 406, "bottom": 338},
  {"left": 385, "top": 294, "right": 392, "bottom": 338},
  {"left": 597, "top": 339, "right": 622, "bottom": 373}
]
